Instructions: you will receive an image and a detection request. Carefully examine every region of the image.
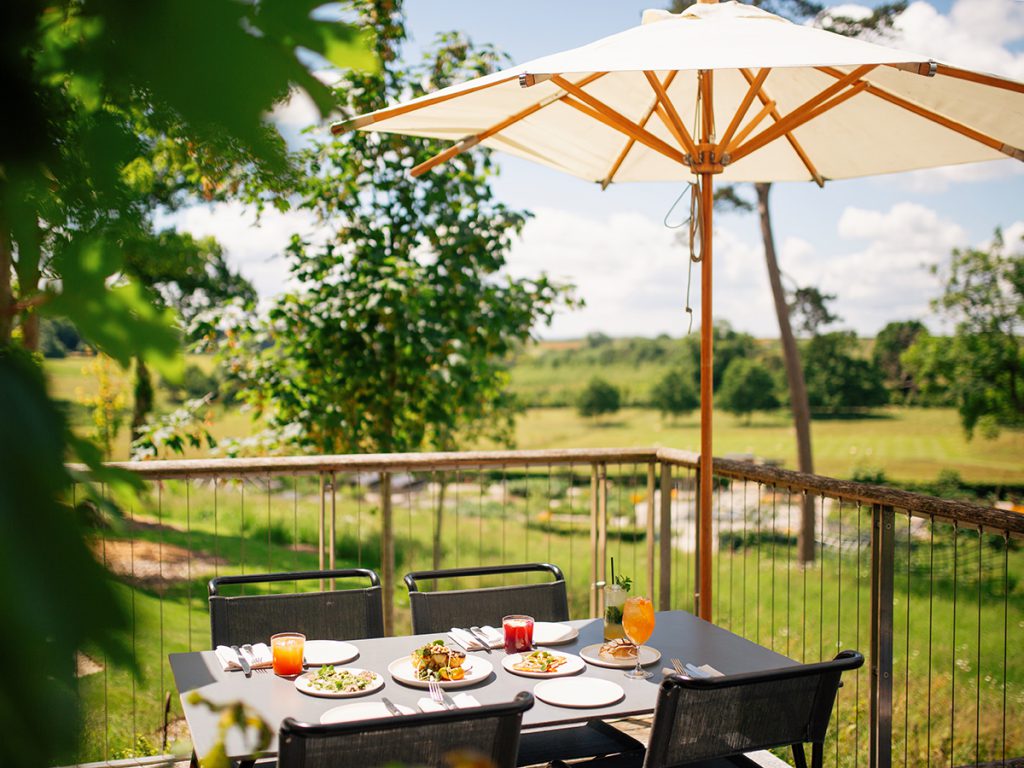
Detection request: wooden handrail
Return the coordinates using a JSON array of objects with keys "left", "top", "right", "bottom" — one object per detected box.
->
[{"left": 70, "top": 445, "right": 1023, "bottom": 537}]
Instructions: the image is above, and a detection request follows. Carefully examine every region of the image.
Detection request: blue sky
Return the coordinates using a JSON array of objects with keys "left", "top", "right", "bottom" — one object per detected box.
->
[{"left": 173, "top": 0, "right": 1024, "bottom": 339}]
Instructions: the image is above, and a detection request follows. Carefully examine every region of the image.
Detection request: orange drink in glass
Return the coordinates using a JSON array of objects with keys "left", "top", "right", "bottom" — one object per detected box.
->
[
  {"left": 622, "top": 596, "right": 655, "bottom": 679},
  {"left": 271, "top": 632, "right": 305, "bottom": 677}
]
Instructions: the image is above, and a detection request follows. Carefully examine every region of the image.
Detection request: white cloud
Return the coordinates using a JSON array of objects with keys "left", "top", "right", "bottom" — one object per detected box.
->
[
  {"left": 786, "top": 202, "right": 971, "bottom": 334},
  {"left": 161, "top": 202, "right": 321, "bottom": 299},
  {"left": 507, "top": 207, "right": 778, "bottom": 339},
  {"left": 892, "top": 0, "right": 1024, "bottom": 79}
]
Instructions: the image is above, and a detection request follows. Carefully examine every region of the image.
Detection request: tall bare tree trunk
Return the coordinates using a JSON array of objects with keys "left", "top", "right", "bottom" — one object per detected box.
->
[{"left": 756, "top": 182, "right": 816, "bottom": 564}]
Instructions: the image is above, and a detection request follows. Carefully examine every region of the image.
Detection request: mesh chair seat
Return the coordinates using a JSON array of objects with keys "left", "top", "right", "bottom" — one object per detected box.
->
[
  {"left": 404, "top": 563, "right": 569, "bottom": 635},
  {"left": 278, "top": 692, "right": 534, "bottom": 768},
  {"left": 208, "top": 569, "right": 384, "bottom": 647}
]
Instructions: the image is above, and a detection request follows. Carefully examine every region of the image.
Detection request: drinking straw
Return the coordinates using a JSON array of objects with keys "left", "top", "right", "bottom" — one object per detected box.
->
[{"left": 611, "top": 556, "right": 616, "bottom": 586}]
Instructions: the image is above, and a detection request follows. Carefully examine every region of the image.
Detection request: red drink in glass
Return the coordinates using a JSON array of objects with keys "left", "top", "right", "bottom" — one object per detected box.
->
[{"left": 502, "top": 615, "right": 534, "bottom": 654}]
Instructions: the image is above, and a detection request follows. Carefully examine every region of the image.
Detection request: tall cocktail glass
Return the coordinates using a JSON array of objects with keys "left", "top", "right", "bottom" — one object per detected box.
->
[{"left": 621, "top": 596, "right": 655, "bottom": 679}]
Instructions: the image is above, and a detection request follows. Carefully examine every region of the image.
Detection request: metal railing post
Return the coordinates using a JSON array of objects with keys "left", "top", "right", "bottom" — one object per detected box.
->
[
  {"left": 589, "top": 463, "right": 599, "bottom": 618},
  {"left": 658, "top": 461, "right": 673, "bottom": 611},
  {"left": 380, "top": 471, "right": 395, "bottom": 635},
  {"left": 693, "top": 460, "right": 702, "bottom": 615},
  {"left": 646, "top": 462, "right": 656, "bottom": 598},
  {"left": 318, "top": 472, "right": 326, "bottom": 592},
  {"left": 870, "top": 503, "right": 895, "bottom": 768},
  {"left": 597, "top": 463, "right": 608, "bottom": 617}
]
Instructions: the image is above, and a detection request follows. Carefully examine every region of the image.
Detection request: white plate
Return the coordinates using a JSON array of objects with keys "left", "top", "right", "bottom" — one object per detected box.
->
[
  {"left": 303, "top": 640, "right": 359, "bottom": 666},
  {"left": 387, "top": 656, "right": 493, "bottom": 689},
  {"left": 294, "top": 668, "right": 384, "bottom": 698},
  {"left": 320, "top": 701, "right": 416, "bottom": 723},
  {"left": 533, "top": 678, "right": 625, "bottom": 708},
  {"left": 531, "top": 622, "right": 579, "bottom": 645},
  {"left": 502, "top": 651, "right": 585, "bottom": 678},
  {"left": 579, "top": 643, "right": 662, "bottom": 669}
]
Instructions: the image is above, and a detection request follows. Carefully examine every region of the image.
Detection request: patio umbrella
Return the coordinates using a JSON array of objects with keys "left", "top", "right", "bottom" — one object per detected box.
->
[{"left": 332, "top": 0, "right": 1024, "bottom": 622}]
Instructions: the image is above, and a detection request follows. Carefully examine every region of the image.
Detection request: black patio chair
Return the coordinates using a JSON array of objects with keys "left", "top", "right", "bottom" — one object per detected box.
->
[
  {"left": 403, "top": 562, "right": 570, "bottom": 635},
  {"left": 555, "top": 650, "right": 864, "bottom": 768},
  {"left": 403, "top": 562, "right": 644, "bottom": 766},
  {"left": 208, "top": 568, "right": 384, "bottom": 647},
  {"left": 277, "top": 692, "right": 534, "bottom": 768}
]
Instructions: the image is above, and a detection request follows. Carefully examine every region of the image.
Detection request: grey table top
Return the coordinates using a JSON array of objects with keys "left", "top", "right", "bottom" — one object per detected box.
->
[{"left": 170, "top": 610, "right": 795, "bottom": 760}]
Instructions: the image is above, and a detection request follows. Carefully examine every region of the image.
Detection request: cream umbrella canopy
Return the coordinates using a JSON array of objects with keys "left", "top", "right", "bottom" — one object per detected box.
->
[{"left": 332, "top": 0, "right": 1024, "bottom": 621}]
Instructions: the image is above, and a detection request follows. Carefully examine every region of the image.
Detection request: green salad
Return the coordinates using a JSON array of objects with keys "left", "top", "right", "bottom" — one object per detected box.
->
[{"left": 308, "top": 665, "right": 377, "bottom": 693}]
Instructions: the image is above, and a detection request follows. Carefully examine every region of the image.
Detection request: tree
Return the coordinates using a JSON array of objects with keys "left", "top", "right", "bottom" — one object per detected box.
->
[
  {"left": 667, "top": 0, "right": 905, "bottom": 563},
  {"left": 803, "top": 331, "right": 888, "bottom": 412},
  {"left": 579, "top": 377, "right": 622, "bottom": 419},
  {"left": 873, "top": 320, "right": 927, "bottom": 401},
  {"left": 718, "top": 358, "right": 780, "bottom": 423},
  {"left": 123, "top": 232, "right": 255, "bottom": 443},
  {"left": 789, "top": 286, "right": 841, "bottom": 337},
  {"left": 0, "top": 3, "right": 374, "bottom": 766},
  {"left": 217, "top": 1, "right": 575, "bottom": 626},
  {"left": 907, "top": 230, "right": 1023, "bottom": 438},
  {"left": 650, "top": 368, "right": 700, "bottom": 421}
]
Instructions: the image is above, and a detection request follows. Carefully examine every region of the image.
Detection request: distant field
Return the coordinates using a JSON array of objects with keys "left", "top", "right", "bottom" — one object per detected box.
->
[{"left": 46, "top": 354, "right": 1024, "bottom": 485}]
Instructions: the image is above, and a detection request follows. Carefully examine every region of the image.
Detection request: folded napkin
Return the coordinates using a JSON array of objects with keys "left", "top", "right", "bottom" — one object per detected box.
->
[
  {"left": 215, "top": 643, "right": 272, "bottom": 671},
  {"left": 448, "top": 626, "right": 503, "bottom": 650},
  {"left": 416, "top": 692, "right": 481, "bottom": 713},
  {"left": 662, "top": 663, "right": 724, "bottom": 678}
]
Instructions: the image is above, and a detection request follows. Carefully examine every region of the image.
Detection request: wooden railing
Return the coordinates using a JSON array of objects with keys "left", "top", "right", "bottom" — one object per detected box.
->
[{"left": 72, "top": 447, "right": 1022, "bottom": 768}]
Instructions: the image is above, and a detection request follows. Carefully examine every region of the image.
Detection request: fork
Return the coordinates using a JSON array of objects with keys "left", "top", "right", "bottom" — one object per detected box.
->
[
  {"left": 670, "top": 657, "right": 686, "bottom": 675},
  {"left": 428, "top": 681, "right": 454, "bottom": 710},
  {"left": 241, "top": 644, "right": 270, "bottom": 675}
]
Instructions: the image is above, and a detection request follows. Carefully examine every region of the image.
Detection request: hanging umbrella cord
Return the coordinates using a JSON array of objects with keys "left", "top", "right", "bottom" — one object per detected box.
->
[{"left": 666, "top": 79, "right": 707, "bottom": 335}]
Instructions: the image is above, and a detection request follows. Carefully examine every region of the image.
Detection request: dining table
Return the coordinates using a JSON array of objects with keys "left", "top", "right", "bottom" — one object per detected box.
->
[{"left": 169, "top": 610, "right": 796, "bottom": 765}]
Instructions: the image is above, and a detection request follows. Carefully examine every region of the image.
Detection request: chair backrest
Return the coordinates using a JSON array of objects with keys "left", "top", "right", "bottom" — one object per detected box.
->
[
  {"left": 404, "top": 563, "right": 569, "bottom": 635},
  {"left": 208, "top": 569, "right": 384, "bottom": 647},
  {"left": 278, "top": 692, "right": 534, "bottom": 768},
  {"left": 644, "top": 651, "right": 864, "bottom": 768}
]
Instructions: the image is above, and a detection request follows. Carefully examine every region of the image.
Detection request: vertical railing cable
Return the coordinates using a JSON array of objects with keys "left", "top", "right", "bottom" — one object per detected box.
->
[{"left": 870, "top": 504, "right": 895, "bottom": 768}]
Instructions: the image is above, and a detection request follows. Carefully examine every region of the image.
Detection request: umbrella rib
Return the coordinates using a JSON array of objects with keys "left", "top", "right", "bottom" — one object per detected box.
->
[
  {"left": 819, "top": 66, "right": 1024, "bottom": 162},
  {"left": 409, "top": 72, "right": 607, "bottom": 178},
  {"left": 899, "top": 63, "right": 1024, "bottom": 95},
  {"left": 644, "top": 71, "right": 699, "bottom": 158},
  {"left": 736, "top": 68, "right": 824, "bottom": 187},
  {"left": 601, "top": 71, "right": 679, "bottom": 189},
  {"left": 549, "top": 74, "right": 688, "bottom": 166},
  {"left": 729, "top": 66, "right": 876, "bottom": 165},
  {"left": 331, "top": 74, "right": 519, "bottom": 134},
  {"left": 724, "top": 98, "right": 777, "bottom": 154},
  {"left": 718, "top": 68, "right": 771, "bottom": 152}
]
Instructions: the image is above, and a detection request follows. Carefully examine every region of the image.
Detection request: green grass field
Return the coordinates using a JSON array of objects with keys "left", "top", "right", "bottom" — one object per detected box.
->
[{"left": 47, "top": 356, "right": 1024, "bottom": 486}]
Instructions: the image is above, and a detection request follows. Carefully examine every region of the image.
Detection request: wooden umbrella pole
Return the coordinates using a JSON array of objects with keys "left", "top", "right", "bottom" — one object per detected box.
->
[
  {"left": 696, "top": 66, "right": 717, "bottom": 623},
  {"left": 698, "top": 167, "right": 714, "bottom": 623}
]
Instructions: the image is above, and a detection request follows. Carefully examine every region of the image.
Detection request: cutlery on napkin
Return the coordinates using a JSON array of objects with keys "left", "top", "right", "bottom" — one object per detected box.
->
[
  {"left": 448, "top": 625, "right": 502, "bottom": 651},
  {"left": 215, "top": 643, "right": 273, "bottom": 672},
  {"left": 417, "top": 692, "right": 481, "bottom": 712}
]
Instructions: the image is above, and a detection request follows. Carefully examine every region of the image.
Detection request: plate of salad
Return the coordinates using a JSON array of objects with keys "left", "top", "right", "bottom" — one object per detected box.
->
[
  {"left": 294, "top": 665, "right": 384, "bottom": 698},
  {"left": 502, "top": 649, "right": 584, "bottom": 678},
  {"left": 388, "top": 639, "right": 493, "bottom": 689}
]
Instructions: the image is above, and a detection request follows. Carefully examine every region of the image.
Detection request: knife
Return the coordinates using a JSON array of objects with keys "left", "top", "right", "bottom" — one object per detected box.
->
[
  {"left": 381, "top": 697, "right": 403, "bottom": 716},
  {"left": 440, "top": 689, "right": 458, "bottom": 711},
  {"left": 232, "top": 645, "right": 252, "bottom": 677},
  {"left": 468, "top": 626, "right": 493, "bottom": 653}
]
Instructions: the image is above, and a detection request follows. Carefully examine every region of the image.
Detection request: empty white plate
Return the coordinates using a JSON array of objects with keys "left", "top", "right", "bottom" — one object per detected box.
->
[
  {"left": 303, "top": 640, "right": 359, "bottom": 666},
  {"left": 533, "top": 677, "right": 625, "bottom": 708},
  {"left": 579, "top": 643, "right": 662, "bottom": 669},
  {"left": 531, "top": 622, "right": 579, "bottom": 645},
  {"left": 501, "top": 651, "right": 585, "bottom": 678},
  {"left": 320, "top": 701, "right": 416, "bottom": 723}
]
